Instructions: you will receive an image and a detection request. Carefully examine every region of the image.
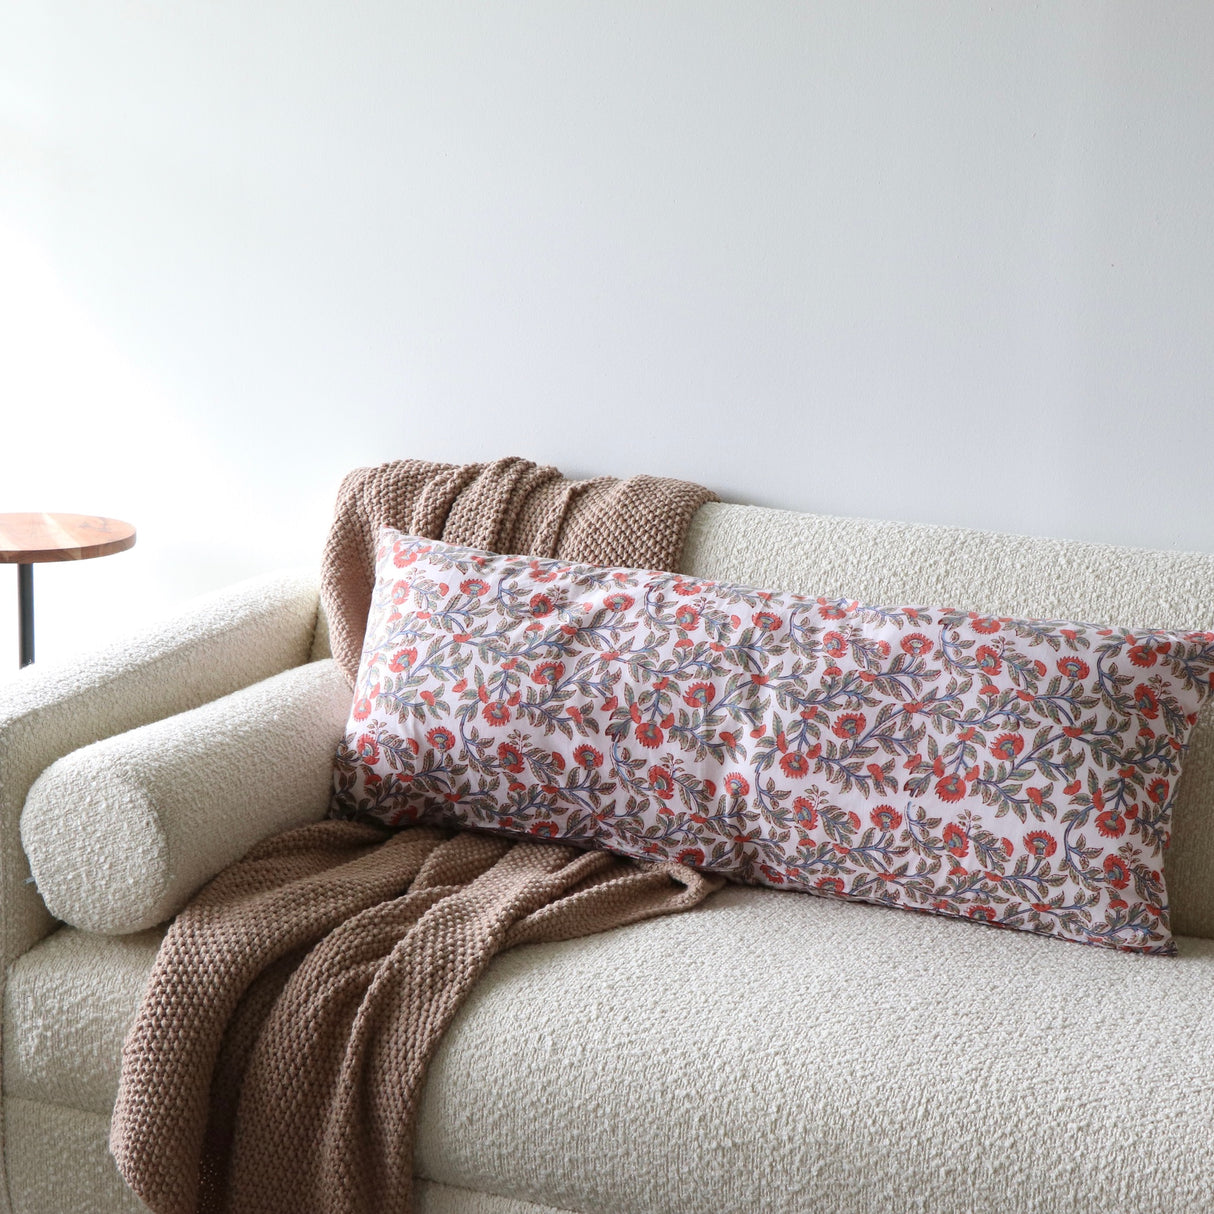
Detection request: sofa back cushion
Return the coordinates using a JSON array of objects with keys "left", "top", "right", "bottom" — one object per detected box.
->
[{"left": 680, "top": 503, "right": 1214, "bottom": 939}]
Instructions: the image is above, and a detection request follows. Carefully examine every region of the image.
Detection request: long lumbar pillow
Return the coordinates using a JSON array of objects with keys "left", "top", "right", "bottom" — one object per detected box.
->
[{"left": 331, "top": 531, "right": 1214, "bottom": 954}]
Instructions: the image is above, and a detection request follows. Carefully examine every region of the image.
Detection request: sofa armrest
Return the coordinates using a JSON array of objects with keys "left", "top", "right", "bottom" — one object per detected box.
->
[
  {"left": 22, "top": 659, "right": 351, "bottom": 934},
  {"left": 0, "top": 572, "right": 319, "bottom": 966}
]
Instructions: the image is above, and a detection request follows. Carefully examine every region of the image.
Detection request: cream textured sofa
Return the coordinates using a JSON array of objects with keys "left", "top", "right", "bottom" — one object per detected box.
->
[{"left": 6, "top": 502, "right": 1214, "bottom": 1214}]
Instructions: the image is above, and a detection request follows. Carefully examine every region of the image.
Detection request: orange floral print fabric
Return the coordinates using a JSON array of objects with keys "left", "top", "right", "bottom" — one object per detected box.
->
[{"left": 332, "top": 531, "right": 1214, "bottom": 954}]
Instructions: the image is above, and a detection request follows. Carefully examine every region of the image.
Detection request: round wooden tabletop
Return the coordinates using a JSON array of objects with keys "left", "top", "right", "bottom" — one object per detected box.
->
[{"left": 0, "top": 513, "right": 137, "bottom": 564}]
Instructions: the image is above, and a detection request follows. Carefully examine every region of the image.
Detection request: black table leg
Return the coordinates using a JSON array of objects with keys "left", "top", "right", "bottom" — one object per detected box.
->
[{"left": 18, "top": 563, "right": 33, "bottom": 668}]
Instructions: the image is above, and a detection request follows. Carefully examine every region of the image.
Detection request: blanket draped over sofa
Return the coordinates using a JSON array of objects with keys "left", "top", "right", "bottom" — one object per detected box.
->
[
  {"left": 320, "top": 455, "right": 718, "bottom": 686},
  {"left": 110, "top": 457, "right": 723, "bottom": 1214}
]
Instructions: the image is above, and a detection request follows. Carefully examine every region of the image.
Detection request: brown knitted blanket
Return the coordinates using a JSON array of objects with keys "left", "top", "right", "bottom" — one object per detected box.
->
[
  {"left": 111, "top": 457, "right": 721, "bottom": 1214},
  {"left": 321, "top": 455, "right": 717, "bottom": 685}
]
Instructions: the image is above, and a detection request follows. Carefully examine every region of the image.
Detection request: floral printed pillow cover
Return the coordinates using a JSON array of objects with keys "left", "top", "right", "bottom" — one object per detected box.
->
[{"left": 331, "top": 530, "right": 1214, "bottom": 954}]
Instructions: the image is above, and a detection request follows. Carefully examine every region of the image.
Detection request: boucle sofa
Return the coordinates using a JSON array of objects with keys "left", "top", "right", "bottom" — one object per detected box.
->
[{"left": 5, "top": 501, "right": 1214, "bottom": 1214}]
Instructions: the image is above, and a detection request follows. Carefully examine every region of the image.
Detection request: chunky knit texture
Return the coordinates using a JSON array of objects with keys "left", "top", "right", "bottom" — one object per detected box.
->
[
  {"left": 320, "top": 457, "right": 718, "bottom": 686},
  {"left": 110, "top": 824, "right": 719, "bottom": 1214},
  {"left": 111, "top": 457, "right": 720, "bottom": 1214}
]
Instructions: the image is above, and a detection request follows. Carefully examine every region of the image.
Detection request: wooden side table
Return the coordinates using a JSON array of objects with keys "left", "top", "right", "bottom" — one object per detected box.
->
[{"left": 0, "top": 514, "right": 136, "bottom": 668}]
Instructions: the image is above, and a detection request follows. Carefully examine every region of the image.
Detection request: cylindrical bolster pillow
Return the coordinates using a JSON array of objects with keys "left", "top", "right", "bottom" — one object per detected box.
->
[{"left": 21, "top": 658, "right": 352, "bottom": 934}]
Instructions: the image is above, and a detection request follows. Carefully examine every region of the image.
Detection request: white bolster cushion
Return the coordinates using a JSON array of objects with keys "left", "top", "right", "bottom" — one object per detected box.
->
[{"left": 20, "top": 659, "right": 351, "bottom": 934}]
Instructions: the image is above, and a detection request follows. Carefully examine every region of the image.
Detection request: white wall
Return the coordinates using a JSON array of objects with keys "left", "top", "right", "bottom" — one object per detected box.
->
[{"left": 2, "top": 2, "right": 1212, "bottom": 672}]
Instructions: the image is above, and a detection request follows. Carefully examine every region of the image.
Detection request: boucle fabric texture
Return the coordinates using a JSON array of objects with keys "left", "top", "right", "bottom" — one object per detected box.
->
[
  {"left": 682, "top": 503, "right": 1214, "bottom": 940},
  {"left": 320, "top": 456, "right": 717, "bottom": 687},
  {"left": 411, "top": 1185, "right": 575, "bottom": 1214},
  {"left": 21, "top": 659, "right": 351, "bottom": 935},
  {"left": 4, "top": 1094, "right": 565, "bottom": 1214},
  {"left": 336, "top": 532, "right": 1214, "bottom": 954},
  {"left": 0, "top": 571, "right": 318, "bottom": 1214},
  {"left": 413, "top": 886, "right": 1214, "bottom": 1214},
  {"left": 110, "top": 822, "right": 719, "bottom": 1214},
  {"left": 0, "top": 571, "right": 318, "bottom": 971},
  {"left": 5, "top": 1100, "right": 146, "bottom": 1214},
  {"left": 0, "top": 924, "right": 568, "bottom": 1214},
  {"left": 5, "top": 927, "right": 165, "bottom": 1117},
  {"left": 14, "top": 900, "right": 1214, "bottom": 1213}
]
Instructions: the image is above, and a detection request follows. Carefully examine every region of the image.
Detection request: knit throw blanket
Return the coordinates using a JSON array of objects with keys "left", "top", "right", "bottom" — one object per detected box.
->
[
  {"left": 321, "top": 455, "right": 717, "bottom": 686},
  {"left": 111, "top": 457, "right": 722, "bottom": 1214}
]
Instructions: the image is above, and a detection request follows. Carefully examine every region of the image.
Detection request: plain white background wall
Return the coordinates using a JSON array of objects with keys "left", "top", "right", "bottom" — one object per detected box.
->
[{"left": 1, "top": 1, "right": 1212, "bottom": 672}]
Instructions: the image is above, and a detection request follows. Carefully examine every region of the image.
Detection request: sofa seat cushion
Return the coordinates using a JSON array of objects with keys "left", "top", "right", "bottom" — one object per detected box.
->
[
  {"left": 4, "top": 1100, "right": 149, "bottom": 1214},
  {"left": 415, "top": 886, "right": 1214, "bottom": 1214},
  {"left": 0, "top": 1099, "right": 569, "bottom": 1214},
  {"left": 4, "top": 926, "right": 165, "bottom": 1116},
  {"left": 10, "top": 894, "right": 1214, "bottom": 1213}
]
